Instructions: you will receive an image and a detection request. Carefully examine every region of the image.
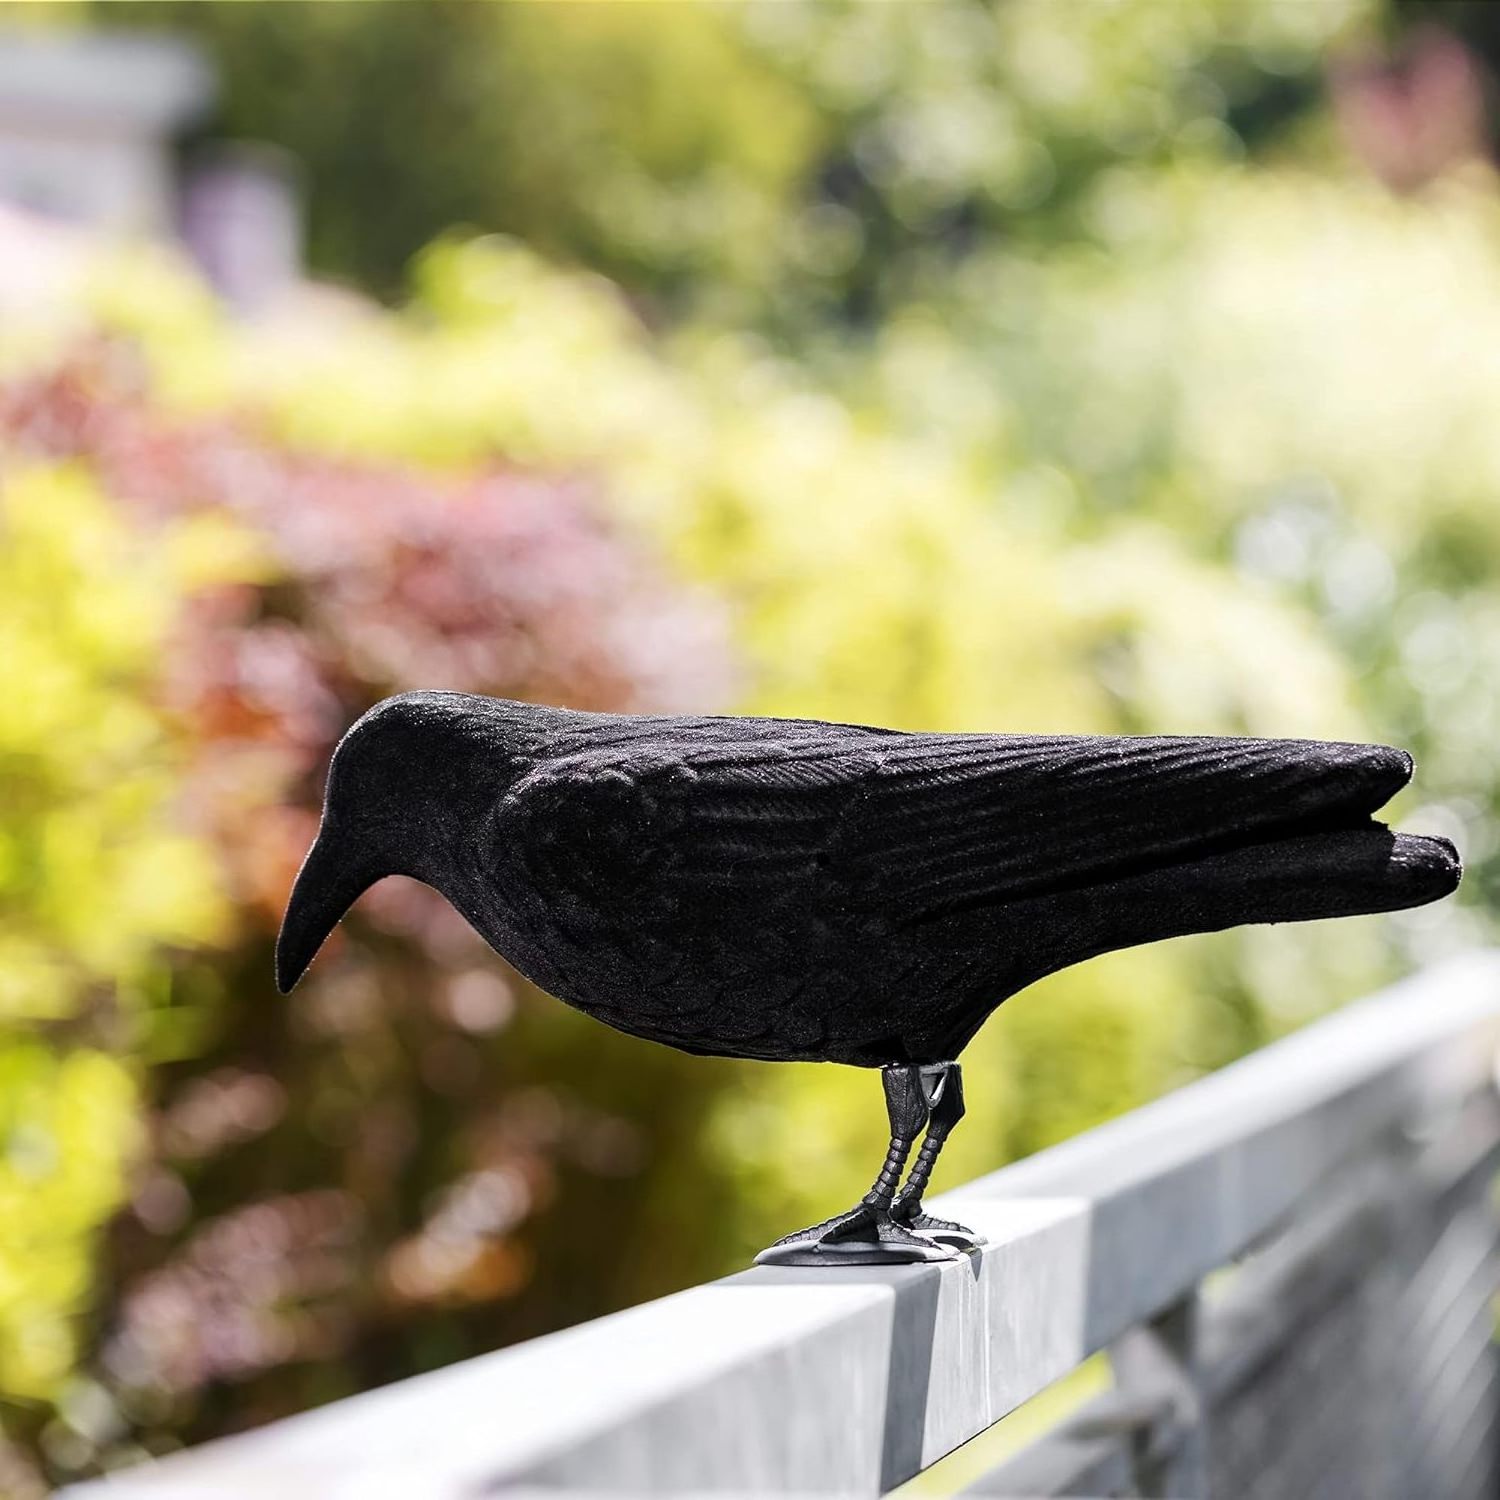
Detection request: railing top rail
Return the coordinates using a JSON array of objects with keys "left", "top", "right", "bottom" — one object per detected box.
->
[{"left": 76, "top": 951, "right": 1500, "bottom": 1500}]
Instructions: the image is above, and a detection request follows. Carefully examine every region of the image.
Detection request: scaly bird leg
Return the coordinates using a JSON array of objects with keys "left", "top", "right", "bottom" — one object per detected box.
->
[
  {"left": 891, "top": 1062, "right": 984, "bottom": 1249},
  {"left": 754, "top": 1064, "right": 960, "bottom": 1267}
]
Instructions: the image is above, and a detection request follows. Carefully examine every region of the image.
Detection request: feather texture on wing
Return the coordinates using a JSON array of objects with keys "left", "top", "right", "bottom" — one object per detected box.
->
[{"left": 278, "top": 694, "right": 1460, "bottom": 1066}]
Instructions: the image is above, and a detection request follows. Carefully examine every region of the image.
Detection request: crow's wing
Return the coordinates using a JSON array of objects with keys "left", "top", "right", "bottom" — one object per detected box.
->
[{"left": 494, "top": 728, "right": 1410, "bottom": 942}]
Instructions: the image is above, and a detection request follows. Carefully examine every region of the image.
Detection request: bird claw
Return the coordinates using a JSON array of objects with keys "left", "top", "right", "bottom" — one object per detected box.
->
[
  {"left": 754, "top": 1201, "right": 959, "bottom": 1267},
  {"left": 891, "top": 1194, "right": 986, "bottom": 1250}
]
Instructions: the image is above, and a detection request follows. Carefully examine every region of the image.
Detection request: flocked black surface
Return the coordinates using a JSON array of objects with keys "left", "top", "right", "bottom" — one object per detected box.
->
[{"left": 277, "top": 692, "right": 1461, "bottom": 1067}]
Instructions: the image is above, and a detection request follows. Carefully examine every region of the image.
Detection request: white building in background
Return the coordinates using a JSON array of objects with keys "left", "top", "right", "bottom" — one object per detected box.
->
[
  {"left": 0, "top": 29, "right": 211, "bottom": 233},
  {"left": 0, "top": 27, "right": 302, "bottom": 313}
]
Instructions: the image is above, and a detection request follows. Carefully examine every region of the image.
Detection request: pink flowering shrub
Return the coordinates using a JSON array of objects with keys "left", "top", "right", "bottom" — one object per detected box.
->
[{"left": 0, "top": 337, "right": 732, "bottom": 1465}]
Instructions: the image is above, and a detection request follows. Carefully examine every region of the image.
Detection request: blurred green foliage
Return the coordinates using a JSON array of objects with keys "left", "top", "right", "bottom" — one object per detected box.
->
[
  {"left": 0, "top": 0, "right": 1487, "bottom": 1488},
  {"left": 0, "top": 466, "right": 223, "bottom": 1429},
  {"left": 112, "top": 0, "right": 1371, "bottom": 316}
]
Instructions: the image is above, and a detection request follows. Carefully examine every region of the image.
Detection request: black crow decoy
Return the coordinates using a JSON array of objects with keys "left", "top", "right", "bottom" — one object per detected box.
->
[{"left": 277, "top": 692, "right": 1460, "bottom": 1266}]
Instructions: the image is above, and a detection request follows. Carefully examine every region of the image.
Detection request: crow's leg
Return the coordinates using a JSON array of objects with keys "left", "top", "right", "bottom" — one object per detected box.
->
[
  {"left": 753, "top": 1064, "right": 960, "bottom": 1267},
  {"left": 891, "top": 1062, "right": 984, "bottom": 1249}
]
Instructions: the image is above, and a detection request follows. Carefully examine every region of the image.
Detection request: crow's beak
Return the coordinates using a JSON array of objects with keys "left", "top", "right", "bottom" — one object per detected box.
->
[{"left": 275, "top": 821, "right": 381, "bottom": 993}]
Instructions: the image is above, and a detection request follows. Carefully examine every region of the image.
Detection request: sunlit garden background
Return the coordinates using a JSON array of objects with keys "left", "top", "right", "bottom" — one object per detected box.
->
[{"left": 2, "top": 0, "right": 1498, "bottom": 1488}]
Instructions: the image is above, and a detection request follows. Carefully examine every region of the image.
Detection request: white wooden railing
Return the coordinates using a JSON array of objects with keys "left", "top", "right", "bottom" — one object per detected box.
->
[{"left": 73, "top": 951, "right": 1500, "bottom": 1498}]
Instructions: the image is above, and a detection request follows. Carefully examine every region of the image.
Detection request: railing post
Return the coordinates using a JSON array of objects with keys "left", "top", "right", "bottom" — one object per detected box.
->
[{"left": 1111, "top": 1294, "right": 1209, "bottom": 1497}]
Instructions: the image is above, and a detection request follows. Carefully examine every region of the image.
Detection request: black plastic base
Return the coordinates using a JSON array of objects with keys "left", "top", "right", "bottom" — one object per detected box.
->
[
  {"left": 754, "top": 1236, "right": 956, "bottom": 1267},
  {"left": 754, "top": 1201, "right": 961, "bottom": 1268}
]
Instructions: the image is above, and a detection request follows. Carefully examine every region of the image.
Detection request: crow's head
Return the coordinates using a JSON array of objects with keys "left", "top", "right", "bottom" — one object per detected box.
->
[{"left": 276, "top": 691, "right": 538, "bottom": 992}]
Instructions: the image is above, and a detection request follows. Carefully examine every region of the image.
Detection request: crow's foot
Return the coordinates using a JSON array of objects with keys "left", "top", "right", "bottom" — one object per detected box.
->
[
  {"left": 754, "top": 1201, "right": 958, "bottom": 1267},
  {"left": 754, "top": 1062, "right": 976, "bottom": 1268},
  {"left": 891, "top": 1193, "right": 985, "bottom": 1250}
]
